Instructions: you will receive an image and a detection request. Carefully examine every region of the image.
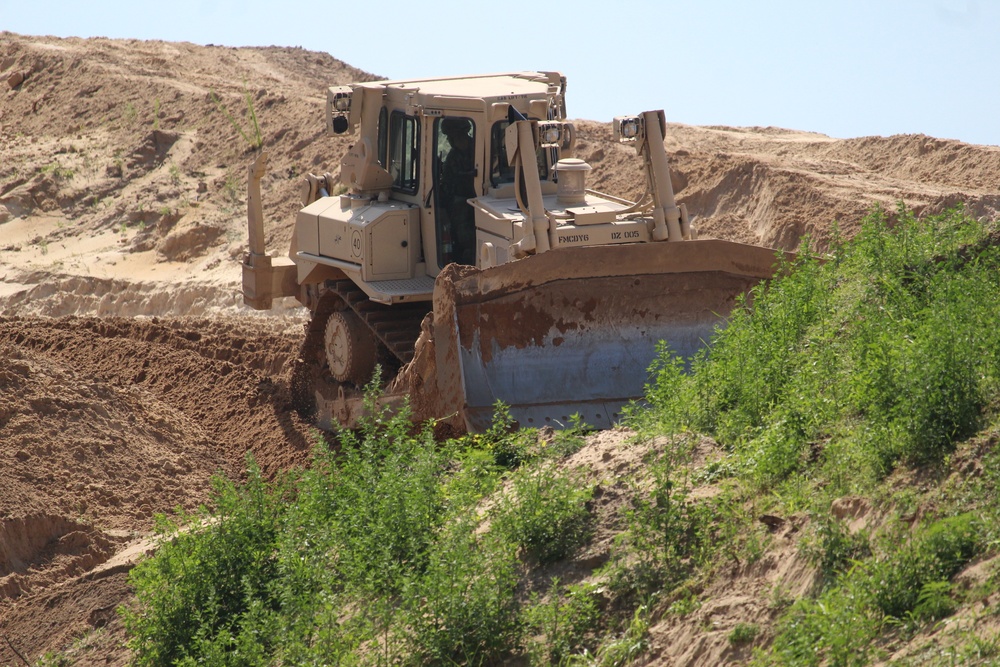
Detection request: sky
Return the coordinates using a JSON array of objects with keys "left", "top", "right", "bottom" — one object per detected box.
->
[{"left": 3, "top": 0, "right": 999, "bottom": 146}]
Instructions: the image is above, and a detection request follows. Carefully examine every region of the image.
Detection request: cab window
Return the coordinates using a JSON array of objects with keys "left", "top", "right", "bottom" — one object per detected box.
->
[
  {"left": 377, "top": 107, "right": 388, "bottom": 168},
  {"left": 490, "top": 120, "right": 550, "bottom": 187},
  {"left": 389, "top": 111, "right": 419, "bottom": 193}
]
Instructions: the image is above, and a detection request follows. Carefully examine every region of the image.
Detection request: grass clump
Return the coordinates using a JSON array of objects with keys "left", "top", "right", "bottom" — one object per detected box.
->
[
  {"left": 524, "top": 579, "right": 601, "bottom": 665},
  {"left": 801, "top": 512, "right": 872, "bottom": 584},
  {"left": 39, "top": 162, "right": 75, "bottom": 180},
  {"left": 729, "top": 622, "right": 760, "bottom": 646},
  {"left": 493, "top": 462, "right": 593, "bottom": 565},
  {"left": 477, "top": 400, "right": 536, "bottom": 469},
  {"left": 607, "top": 449, "right": 710, "bottom": 600},
  {"left": 760, "top": 513, "right": 983, "bottom": 666}
]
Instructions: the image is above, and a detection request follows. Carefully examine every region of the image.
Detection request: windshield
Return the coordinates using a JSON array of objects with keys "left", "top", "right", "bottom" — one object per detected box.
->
[{"left": 489, "top": 120, "right": 550, "bottom": 187}]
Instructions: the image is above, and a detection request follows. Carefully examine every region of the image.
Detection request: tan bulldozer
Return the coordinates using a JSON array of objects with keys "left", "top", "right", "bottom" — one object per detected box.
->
[{"left": 242, "top": 71, "right": 788, "bottom": 433}]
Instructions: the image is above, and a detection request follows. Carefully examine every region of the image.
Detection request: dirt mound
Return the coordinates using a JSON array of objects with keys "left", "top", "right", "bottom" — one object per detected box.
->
[
  {"left": 0, "top": 316, "right": 315, "bottom": 478},
  {"left": 823, "top": 133, "right": 1000, "bottom": 190},
  {"left": 0, "top": 315, "right": 316, "bottom": 664},
  {"left": 0, "top": 34, "right": 373, "bottom": 297}
]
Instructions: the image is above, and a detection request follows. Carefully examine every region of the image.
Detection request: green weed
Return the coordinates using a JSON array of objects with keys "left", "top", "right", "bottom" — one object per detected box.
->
[
  {"left": 34, "top": 651, "right": 69, "bottom": 667},
  {"left": 525, "top": 579, "right": 601, "bottom": 665},
  {"left": 403, "top": 517, "right": 520, "bottom": 664},
  {"left": 210, "top": 83, "right": 263, "bottom": 151},
  {"left": 574, "top": 605, "right": 650, "bottom": 667},
  {"left": 39, "top": 162, "right": 74, "bottom": 180},
  {"left": 169, "top": 162, "right": 181, "bottom": 185},
  {"left": 544, "top": 412, "right": 592, "bottom": 458},
  {"left": 493, "top": 462, "right": 593, "bottom": 564},
  {"left": 666, "top": 591, "right": 701, "bottom": 617},
  {"left": 606, "top": 450, "right": 717, "bottom": 600},
  {"left": 802, "top": 513, "right": 871, "bottom": 583},
  {"left": 472, "top": 400, "right": 536, "bottom": 469},
  {"left": 763, "top": 513, "right": 983, "bottom": 666},
  {"left": 729, "top": 622, "right": 760, "bottom": 646}
]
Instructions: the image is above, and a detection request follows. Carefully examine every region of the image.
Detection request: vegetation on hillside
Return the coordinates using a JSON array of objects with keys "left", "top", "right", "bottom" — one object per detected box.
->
[{"left": 120, "top": 206, "right": 1000, "bottom": 666}]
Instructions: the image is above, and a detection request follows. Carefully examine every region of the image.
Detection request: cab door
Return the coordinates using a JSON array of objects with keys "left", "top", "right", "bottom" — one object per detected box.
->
[{"left": 432, "top": 117, "right": 477, "bottom": 267}]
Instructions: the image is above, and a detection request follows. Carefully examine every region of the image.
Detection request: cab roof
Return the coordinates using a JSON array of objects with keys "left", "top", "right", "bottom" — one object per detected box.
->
[{"left": 354, "top": 71, "right": 563, "bottom": 108}]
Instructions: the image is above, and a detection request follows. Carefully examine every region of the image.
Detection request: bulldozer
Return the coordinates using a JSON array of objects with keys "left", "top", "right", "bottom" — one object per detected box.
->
[{"left": 242, "top": 71, "right": 788, "bottom": 433}]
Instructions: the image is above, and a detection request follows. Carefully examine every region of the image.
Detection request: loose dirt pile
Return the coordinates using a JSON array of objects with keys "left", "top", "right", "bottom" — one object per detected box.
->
[
  {"left": 2, "top": 32, "right": 999, "bottom": 664},
  {"left": 0, "top": 316, "right": 316, "bottom": 665}
]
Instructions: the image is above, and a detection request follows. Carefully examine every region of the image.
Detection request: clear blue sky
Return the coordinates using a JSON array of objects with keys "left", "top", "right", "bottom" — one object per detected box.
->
[{"left": 4, "top": 0, "right": 998, "bottom": 146}]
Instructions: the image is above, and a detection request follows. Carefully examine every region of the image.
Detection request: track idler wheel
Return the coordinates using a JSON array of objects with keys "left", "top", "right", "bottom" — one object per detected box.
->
[{"left": 324, "top": 311, "right": 377, "bottom": 385}]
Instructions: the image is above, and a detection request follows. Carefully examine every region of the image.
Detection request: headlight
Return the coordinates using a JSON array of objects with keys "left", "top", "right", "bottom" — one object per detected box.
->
[
  {"left": 333, "top": 92, "right": 352, "bottom": 112},
  {"left": 537, "top": 121, "right": 566, "bottom": 146},
  {"left": 614, "top": 116, "right": 642, "bottom": 142},
  {"left": 326, "top": 87, "right": 354, "bottom": 136},
  {"left": 331, "top": 115, "right": 349, "bottom": 134}
]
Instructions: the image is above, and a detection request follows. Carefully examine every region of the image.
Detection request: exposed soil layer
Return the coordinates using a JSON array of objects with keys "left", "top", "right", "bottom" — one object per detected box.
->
[{"left": 1, "top": 31, "right": 999, "bottom": 665}]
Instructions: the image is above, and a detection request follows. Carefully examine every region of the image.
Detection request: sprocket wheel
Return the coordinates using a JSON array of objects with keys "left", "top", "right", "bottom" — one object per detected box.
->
[{"left": 323, "top": 310, "right": 377, "bottom": 385}]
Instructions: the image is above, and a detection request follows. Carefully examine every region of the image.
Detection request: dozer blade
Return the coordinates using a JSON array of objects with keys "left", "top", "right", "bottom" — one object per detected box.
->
[{"left": 433, "top": 239, "right": 790, "bottom": 432}]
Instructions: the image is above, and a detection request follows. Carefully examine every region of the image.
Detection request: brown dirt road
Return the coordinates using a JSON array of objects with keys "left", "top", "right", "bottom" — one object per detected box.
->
[{"left": 2, "top": 32, "right": 999, "bottom": 664}]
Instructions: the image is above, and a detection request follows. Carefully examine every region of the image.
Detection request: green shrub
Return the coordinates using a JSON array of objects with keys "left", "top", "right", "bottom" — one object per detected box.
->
[
  {"left": 322, "top": 417, "right": 445, "bottom": 595},
  {"left": 804, "top": 514, "right": 871, "bottom": 582},
  {"left": 493, "top": 462, "right": 593, "bottom": 564},
  {"left": 404, "top": 518, "right": 521, "bottom": 665},
  {"left": 908, "top": 580, "right": 955, "bottom": 623},
  {"left": 122, "top": 458, "right": 284, "bottom": 666},
  {"left": 524, "top": 579, "right": 601, "bottom": 665},
  {"left": 481, "top": 400, "right": 535, "bottom": 469},
  {"left": 868, "top": 513, "right": 980, "bottom": 619},
  {"left": 122, "top": 382, "right": 538, "bottom": 665},
  {"left": 765, "top": 512, "right": 984, "bottom": 666},
  {"left": 579, "top": 605, "right": 650, "bottom": 667},
  {"left": 607, "top": 450, "right": 718, "bottom": 600},
  {"left": 543, "top": 412, "right": 592, "bottom": 459},
  {"left": 639, "top": 206, "right": 1000, "bottom": 491},
  {"left": 729, "top": 622, "right": 760, "bottom": 646}
]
